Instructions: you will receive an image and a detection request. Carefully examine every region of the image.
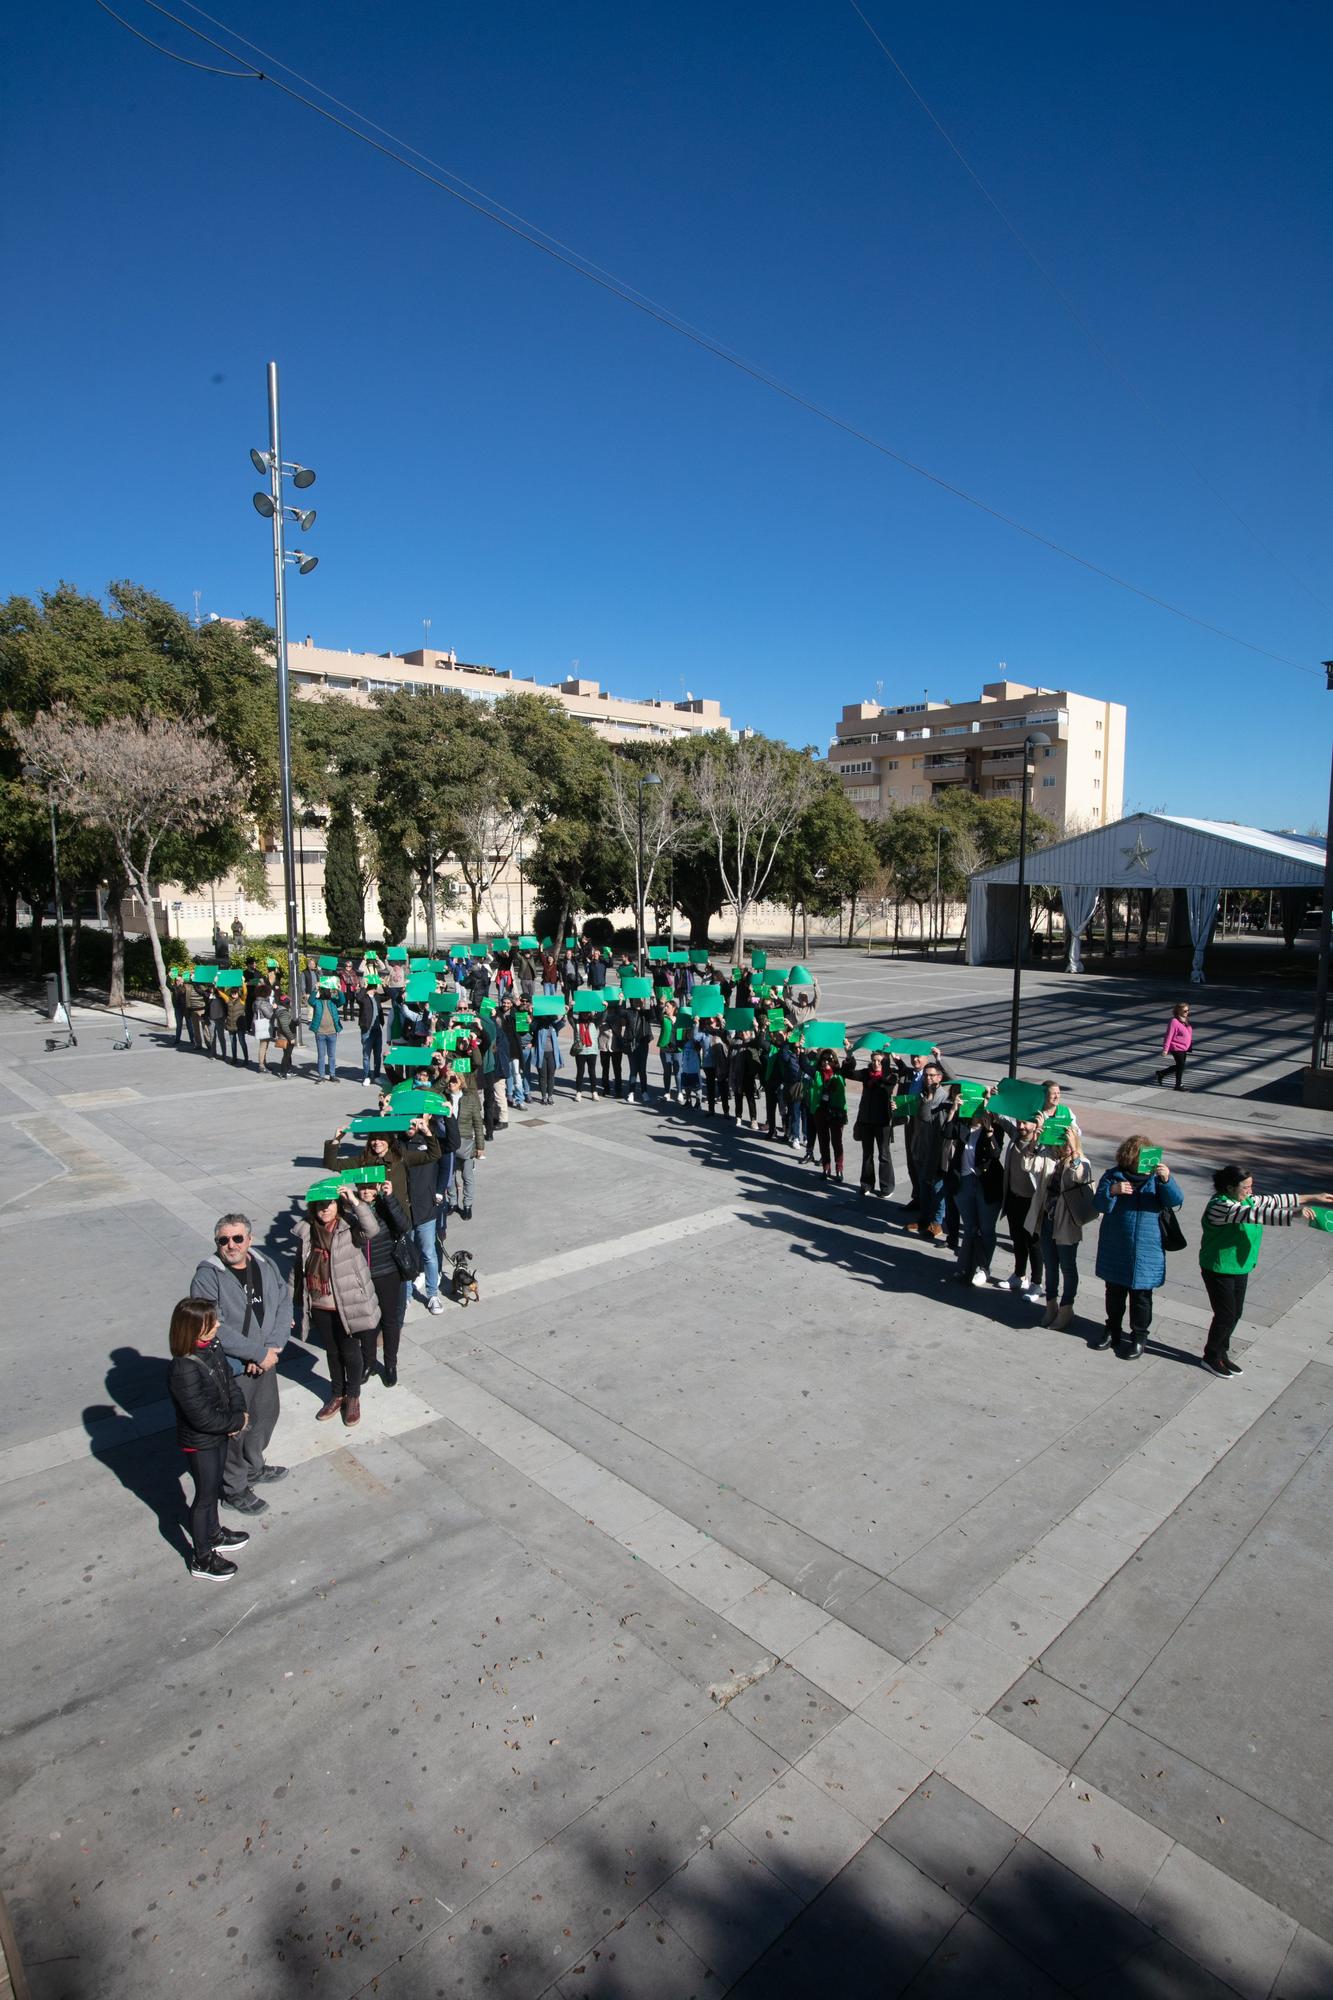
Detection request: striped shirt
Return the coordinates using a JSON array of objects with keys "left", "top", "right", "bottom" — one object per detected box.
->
[{"left": 1201, "top": 1192, "right": 1300, "bottom": 1230}]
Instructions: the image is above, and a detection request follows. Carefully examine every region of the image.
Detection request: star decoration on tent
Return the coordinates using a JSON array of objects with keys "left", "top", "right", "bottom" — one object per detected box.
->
[{"left": 1122, "top": 833, "right": 1155, "bottom": 873}]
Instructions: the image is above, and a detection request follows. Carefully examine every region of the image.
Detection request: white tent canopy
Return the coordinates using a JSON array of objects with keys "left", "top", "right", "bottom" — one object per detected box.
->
[{"left": 967, "top": 813, "right": 1326, "bottom": 983}]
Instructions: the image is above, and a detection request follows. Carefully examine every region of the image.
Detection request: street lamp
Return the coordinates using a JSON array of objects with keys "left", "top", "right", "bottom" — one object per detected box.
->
[
  {"left": 1007, "top": 731, "right": 1051, "bottom": 1077},
  {"left": 251, "top": 361, "right": 319, "bottom": 1035},
  {"left": 1309, "top": 661, "right": 1333, "bottom": 1089},
  {"left": 637, "top": 773, "right": 661, "bottom": 974},
  {"left": 22, "top": 765, "right": 74, "bottom": 1037}
]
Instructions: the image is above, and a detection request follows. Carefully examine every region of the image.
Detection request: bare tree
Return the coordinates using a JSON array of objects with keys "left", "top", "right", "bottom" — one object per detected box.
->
[
  {"left": 451, "top": 779, "right": 526, "bottom": 941},
  {"left": 603, "top": 761, "right": 692, "bottom": 955},
  {"left": 14, "top": 708, "right": 241, "bottom": 1024},
  {"left": 692, "top": 738, "right": 818, "bottom": 957}
]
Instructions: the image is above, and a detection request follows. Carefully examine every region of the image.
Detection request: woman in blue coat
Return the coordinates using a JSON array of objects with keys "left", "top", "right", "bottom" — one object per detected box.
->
[{"left": 1091, "top": 1134, "right": 1183, "bottom": 1359}]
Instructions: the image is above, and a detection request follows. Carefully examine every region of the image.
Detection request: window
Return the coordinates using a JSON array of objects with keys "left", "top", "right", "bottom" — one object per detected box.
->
[
  {"left": 835, "top": 759, "right": 875, "bottom": 776},
  {"left": 885, "top": 760, "right": 899, "bottom": 771},
  {"left": 845, "top": 785, "right": 880, "bottom": 803},
  {"left": 1094, "top": 748, "right": 1102, "bottom": 760},
  {"left": 1096, "top": 718, "right": 1103, "bottom": 730},
  {"left": 1093, "top": 778, "right": 1101, "bottom": 790},
  {"left": 1041, "top": 776, "right": 1057, "bottom": 788}
]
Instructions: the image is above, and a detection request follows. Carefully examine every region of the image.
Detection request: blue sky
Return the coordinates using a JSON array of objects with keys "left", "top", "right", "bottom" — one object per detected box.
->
[{"left": 3, "top": 1, "right": 1330, "bottom": 826}]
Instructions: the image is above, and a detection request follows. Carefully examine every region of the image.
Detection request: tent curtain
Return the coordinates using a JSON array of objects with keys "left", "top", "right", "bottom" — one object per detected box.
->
[
  {"left": 1186, "top": 885, "right": 1221, "bottom": 984},
  {"left": 1060, "top": 884, "right": 1099, "bottom": 973}
]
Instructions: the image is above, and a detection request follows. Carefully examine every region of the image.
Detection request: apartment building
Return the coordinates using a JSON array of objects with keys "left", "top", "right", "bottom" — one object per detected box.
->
[
  {"left": 828, "top": 676, "right": 1126, "bottom": 828},
  {"left": 162, "top": 633, "right": 731, "bottom": 943},
  {"left": 286, "top": 638, "right": 730, "bottom": 743}
]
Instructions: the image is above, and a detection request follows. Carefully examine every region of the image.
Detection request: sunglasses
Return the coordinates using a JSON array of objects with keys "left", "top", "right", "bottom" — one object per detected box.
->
[{"left": 216, "top": 1233, "right": 248, "bottom": 1246}]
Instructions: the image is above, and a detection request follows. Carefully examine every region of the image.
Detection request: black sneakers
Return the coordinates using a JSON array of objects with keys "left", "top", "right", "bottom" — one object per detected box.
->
[
  {"left": 1201, "top": 1354, "right": 1231, "bottom": 1379},
  {"left": 1091, "top": 1330, "right": 1114, "bottom": 1350},
  {"left": 190, "top": 1553, "right": 237, "bottom": 1582},
  {"left": 223, "top": 1489, "right": 268, "bottom": 1515},
  {"left": 254, "top": 1464, "right": 288, "bottom": 1484},
  {"left": 214, "top": 1527, "right": 250, "bottom": 1550}
]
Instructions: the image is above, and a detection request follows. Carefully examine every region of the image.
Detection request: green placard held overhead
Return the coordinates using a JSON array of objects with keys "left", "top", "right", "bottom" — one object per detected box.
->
[
  {"left": 467, "top": 941, "right": 487, "bottom": 959},
  {"left": 602, "top": 985, "right": 622, "bottom": 1005},
  {"left": 385, "top": 945, "right": 408, "bottom": 963},
  {"left": 803, "top": 1022, "right": 846, "bottom": 1051},
  {"left": 215, "top": 969, "right": 244, "bottom": 989},
  {"left": 647, "top": 944, "right": 668, "bottom": 962},
  {"left": 389, "top": 1088, "right": 447, "bottom": 1114},
  {"left": 339, "top": 1164, "right": 387, "bottom": 1188},
  {"left": 540, "top": 936, "right": 553, "bottom": 950},
  {"left": 690, "top": 983, "right": 724, "bottom": 1016},
  {"left": 724, "top": 1006, "right": 755, "bottom": 1031},
  {"left": 348, "top": 1116, "right": 414, "bottom": 1135},
  {"left": 404, "top": 971, "right": 436, "bottom": 1002},
  {"left": 888, "top": 1036, "right": 937, "bottom": 1058},
  {"left": 573, "top": 990, "right": 605, "bottom": 1014},
  {"left": 318, "top": 953, "right": 339, "bottom": 971},
  {"left": 386, "top": 1046, "right": 433, "bottom": 1067},
  {"left": 515, "top": 1010, "right": 531, "bottom": 1032},
  {"left": 565, "top": 936, "right": 578, "bottom": 950},
  {"left": 621, "top": 975, "right": 651, "bottom": 1000},
  {"left": 519, "top": 934, "right": 539, "bottom": 950},
  {"left": 429, "top": 992, "right": 459, "bottom": 1014},
  {"left": 751, "top": 948, "right": 767, "bottom": 970},
  {"left": 452, "top": 1055, "right": 472, "bottom": 1074},
  {"left": 855, "top": 1031, "right": 891, "bottom": 1053},
  {"left": 988, "top": 1078, "right": 1047, "bottom": 1121},
  {"left": 491, "top": 937, "right": 510, "bottom": 951},
  {"left": 655, "top": 985, "right": 673, "bottom": 1002},
  {"left": 689, "top": 949, "right": 709, "bottom": 966},
  {"left": 1041, "top": 1104, "right": 1073, "bottom": 1138},
  {"left": 533, "top": 995, "right": 566, "bottom": 1018},
  {"left": 667, "top": 949, "right": 688, "bottom": 965},
  {"left": 953, "top": 1081, "right": 989, "bottom": 1117},
  {"left": 305, "top": 1178, "right": 344, "bottom": 1203},
  {"left": 767, "top": 1009, "right": 787, "bottom": 1031}
]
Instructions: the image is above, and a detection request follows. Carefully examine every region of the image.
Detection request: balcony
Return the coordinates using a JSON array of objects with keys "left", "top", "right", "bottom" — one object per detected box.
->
[{"left": 925, "top": 758, "right": 970, "bottom": 783}]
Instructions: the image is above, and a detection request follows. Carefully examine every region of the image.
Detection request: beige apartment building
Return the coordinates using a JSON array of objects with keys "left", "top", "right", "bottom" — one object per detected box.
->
[
  {"left": 160, "top": 634, "right": 731, "bottom": 943},
  {"left": 829, "top": 677, "right": 1126, "bottom": 829}
]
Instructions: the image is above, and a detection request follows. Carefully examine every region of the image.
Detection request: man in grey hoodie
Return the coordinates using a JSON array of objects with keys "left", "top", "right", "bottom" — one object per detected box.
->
[{"left": 190, "top": 1214, "right": 292, "bottom": 1515}]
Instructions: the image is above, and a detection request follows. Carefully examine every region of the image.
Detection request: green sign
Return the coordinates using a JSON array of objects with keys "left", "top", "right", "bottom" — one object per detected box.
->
[
  {"left": 1308, "top": 1204, "right": 1333, "bottom": 1231},
  {"left": 215, "top": 969, "right": 244, "bottom": 989},
  {"left": 340, "top": 1164, "right": 387, "bottom": 1187},
  {"left": 655, "top": 985, "right": 672, "bottom": 1002},
  {"left": 887, "top": 1036, "right": 937, "bottom": 1058},
  {"left": 491, "top": 937, "right": 510, "bottom": 950},
  {"left": 893, "top": 1095, "right": 917, "bottom": 1116},
  {"left": 690, "top": 983, "right": 724, "bottom": 1017},
  {"left": 515, "top": 1010, "right": 530, "bottom": 1032},
  {"left": 1137, "top": 1145, "right": 1163, "bottom": 1171},
  {"left": 305, "top": 1178, "right": 343, "bottom": 1204},
  {"left": 469, "top": 941, "right": 489, "bottom": 959},
  {"left": 689, "top": 949, "right": 709, "bottom": 966},
  {"left": 647, "top": 944, "right": 669, "bottom": 962},
  {"left": 189, "top": 965, "right": 217, "bottom": 984},
  {"left": 318, "top": 953, "right": 339, "bottom": 971},
  {"left": 404, "top": 971, "right": 436, "bottom": 1002},
  {"left": 533, "top": 995, "right": 566, "bottom": 1017},
  {"left": 565, "top": 935, "right": 578, "bottom": 949},
  {"left": 389, "top": 1088, "right": 447, "bottom": 1114},
  {"left": 855, "top": 1031, "right": 891, "bottom": 1053},
  {"left": 602, "top": 984, "right": 622, "bottom": 1005},
  {"left": 621, "top": 975, "right": 652, "bottom": 999},
  {"left": 452, "top": 1055, "right": 472, "bottom": 1073},
  {"left": 386, "top": 1046, "right": 433, "bottom": 1067},
  {"left": 787, "top": 965, "right": 813, "bottom": 987},
  {"left": 668, "top": 949, "right": 688, "bottom": 964},
  {"left": 989, "top": 1079, "right": 1047, "bottom": 1121},
  {"left": 573, "top": 990, "right": 605, "bottom": 1014},
  {"left": 802, "top": 1022, "right": 846, "bottom": 1051},
  {"left": 348, "top": 1116, "right": 413, "bottom": 1135},
  {"left": 724, "top": 1006, "right": 755, "bottom": 1031},
  {"left": 1041, "top": 1104, "right": 1073, "bottom": 1136},
  {"left": 519, "top": 934, "right": 539, "bottom": 950},
  {"left": 385, "top": 945, "right": 408, "bottom": 963},
  {"left": 767, "top": 1009, "right": 787, "bottom": 1031},
  {"left": 953, "top": 1081, "right": 988, "bottom": 1116},
  {"left": 429, "top": 992, "right": 460, "bottom": 1014}
]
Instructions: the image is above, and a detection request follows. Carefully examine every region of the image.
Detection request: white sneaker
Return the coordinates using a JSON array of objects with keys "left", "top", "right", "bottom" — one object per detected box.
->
[
  {"left": 426, "top": 1294, "right": 446, "bottom": 1315},
  {"left": 971, "top": 1268, "right": 991, "bottom": 1288},
  {"left": 1024, "top": 1283, "right": 1044, "bottom": 1303},
  {"left": 411, "top": 1276, "right": 428, "bottom": 1299}
]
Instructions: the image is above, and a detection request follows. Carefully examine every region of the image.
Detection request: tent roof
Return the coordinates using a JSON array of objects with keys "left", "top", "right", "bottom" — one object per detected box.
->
[{"left": 974, "top": 812, "right": 1326, "bottom": 890}]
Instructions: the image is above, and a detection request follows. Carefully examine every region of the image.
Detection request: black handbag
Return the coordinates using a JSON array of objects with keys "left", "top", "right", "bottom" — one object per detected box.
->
[
  {"left": 390, "top": 1228, "right": 424, "bottom": 1282},
  {"left": 1159, "top": 1205, "right": 1187, "bottom": 1253}
]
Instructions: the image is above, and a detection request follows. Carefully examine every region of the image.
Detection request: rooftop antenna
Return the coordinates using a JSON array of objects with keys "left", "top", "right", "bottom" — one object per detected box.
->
[
  {"left": 192, "top": 590, "right": 202, "bottom": 629},
  {"left": 423, "top": 617, "right": 431, "bottom": 653}
]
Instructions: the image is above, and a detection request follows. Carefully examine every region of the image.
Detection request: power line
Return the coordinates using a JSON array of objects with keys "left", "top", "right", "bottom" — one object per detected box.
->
[
  {"left": 93, "top": 0, "right": 254, "bottom": 76},
  {"left": 846, "top": 0, "right": 1330, "bottom": 616},
  {"left": 98, "top": 0, "right": 1322, "bottom": 677}
]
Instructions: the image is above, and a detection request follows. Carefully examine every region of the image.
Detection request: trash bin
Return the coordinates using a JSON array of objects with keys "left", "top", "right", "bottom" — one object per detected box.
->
[{"left": 45, "top": 973, "right": 61, "bottom": 1019}]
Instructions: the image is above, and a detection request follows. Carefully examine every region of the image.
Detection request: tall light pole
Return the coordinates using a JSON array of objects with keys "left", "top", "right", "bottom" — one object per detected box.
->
[
  {"left": 636, "top": 773, "right": 661, "bottom": 974},
  {"left": 1007, "top": 731, "right": 1051, "bottom": 1077},
  {"left": 251, "top": 361, "right": 318, "bottom": 1035},
  {"left": 22, "top": 768, "right": 74, "bottom": 1036},
  {"left": 1309, "top": 661, "right": 1333, "bottom": 1087}
]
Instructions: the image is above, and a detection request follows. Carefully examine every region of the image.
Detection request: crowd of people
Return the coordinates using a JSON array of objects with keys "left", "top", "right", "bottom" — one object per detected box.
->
[{"left": 165, "top": 936, "right": 1330, "bottom": 1581}]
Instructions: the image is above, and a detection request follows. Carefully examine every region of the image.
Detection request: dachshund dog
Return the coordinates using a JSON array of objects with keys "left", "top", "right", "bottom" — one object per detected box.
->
[{"left": 448, "top": 1249, "right": 480, "bottom": 1307}]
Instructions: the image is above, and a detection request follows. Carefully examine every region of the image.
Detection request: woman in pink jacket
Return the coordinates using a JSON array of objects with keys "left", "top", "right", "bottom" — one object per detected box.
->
[{"left": 1155, "top": 1002, "right": 1193, "bottom": 1091}]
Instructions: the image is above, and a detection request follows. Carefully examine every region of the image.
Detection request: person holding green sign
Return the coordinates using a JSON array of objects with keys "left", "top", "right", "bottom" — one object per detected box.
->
[
  {"left": 809, "top": 1057, "right": 848, "bottom": 1180},
  {"left": 1091, "top": 1136, "right": 1184, "bottom": 1358},
  {"left": 1197, "top": 1166, "right": 1332, "bottom": 1377},
  {"left": 293, "top": 1186, "right": 381, "bottom": 1425},
  {"left": 1029, "top": 1128, "right": 1096, "bottom": 1327}
]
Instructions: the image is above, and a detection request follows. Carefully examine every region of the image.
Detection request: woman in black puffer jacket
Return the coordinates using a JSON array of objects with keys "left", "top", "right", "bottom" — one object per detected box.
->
[
  {"left": 351, "top": 1181, "right": 413, "bottom": 1388},
  {"left": 168, "top": 1297, "right": 249, "bottom": 1582}
]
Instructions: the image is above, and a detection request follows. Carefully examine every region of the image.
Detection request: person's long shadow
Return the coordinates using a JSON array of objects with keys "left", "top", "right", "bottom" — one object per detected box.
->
[{"left": 82, "top": 1347, "right": 189, "bottom": 1565}]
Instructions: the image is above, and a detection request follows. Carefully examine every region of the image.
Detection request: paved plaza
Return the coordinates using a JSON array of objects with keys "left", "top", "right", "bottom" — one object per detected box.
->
[{"left": 1, "top": 948, "right": 1330, "bottom": 2000}]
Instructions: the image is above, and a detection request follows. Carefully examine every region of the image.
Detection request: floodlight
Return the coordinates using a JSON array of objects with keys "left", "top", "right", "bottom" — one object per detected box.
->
[
  {"left": 294, "top": 552, "right": 319, "bottom": 575},
  {"left": 291, "top": 465, "right": 317, "bottom": 489},
  {"left": 250, "top": 447, "right": 269, "bottom": 475},
  {"left": 252, "top": 492, "right": 276, "bottom": 518},
  {"left": 293, "top": 508, "right": 317, "bottom": 532}
]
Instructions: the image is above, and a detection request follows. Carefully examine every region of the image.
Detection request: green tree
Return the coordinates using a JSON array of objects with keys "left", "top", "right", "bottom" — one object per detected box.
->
[
  {"left": 375, "top": 833, "right": 412, "bottom": 944},
  {"left": 323, "top": 799, "right": 367, "bottom": 946},
  {"left": 771, "top": 771, "right": 878, "bottom": 952}
]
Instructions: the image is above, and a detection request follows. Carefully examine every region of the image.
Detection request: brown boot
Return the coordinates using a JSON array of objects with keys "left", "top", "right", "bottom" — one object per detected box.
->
[
  {"left": 1040, "top": 1300, "right": 1059, "bottom": 1327},
  {"left": 316, "top": 1394, "right": 343, "bottom": 1422},
  {"left": 342, "top": 1396, "right": 361, "bottom": 1427},
  {"left": 1052, "top": 1303, "right": 1075, "bottom": 1331}
]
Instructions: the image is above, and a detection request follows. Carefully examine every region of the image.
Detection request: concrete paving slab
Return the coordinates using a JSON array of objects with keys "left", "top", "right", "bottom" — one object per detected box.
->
[
  {"left": 876, "top": 1774, "right": 1018, "bottom": 1908},
  {"left": 936, "top": 1719, "right": 1066, "bottom": 1833},
  {"left": 793, "top": 1712, "right": 929, "bottom": 1832},
  {"left": 1137, "top": 1842, "right": 1298, "bottom": 2000},
  {"left": 644, "top": 1829, "right": 800, "bottom": 1988},
  {"left": 552, "top": 1901, "right": 718, "bottom": 1998},
  {"left": 726, "top": 1768, "right": 871, "bottom": 1900},
  {"left": 1027, "top": 1777, "right": 1175, "bottom": 1911}
]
